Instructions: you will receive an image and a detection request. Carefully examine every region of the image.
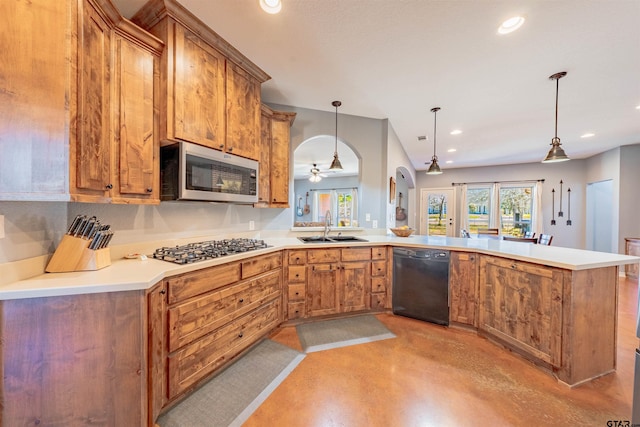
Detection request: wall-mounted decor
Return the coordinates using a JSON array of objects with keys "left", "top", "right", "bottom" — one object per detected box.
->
[
  {"left": 558, "top": 180, "right": 564, "bottom": 217},
  {"left": 551, "top": 188, "right": 556, "bottom": 225},
  {"left": 566, "top": 188, "right": 572, "bottom": 226},
  {"left": 390, "top": 177, "right": 396, "bottom": 202}
]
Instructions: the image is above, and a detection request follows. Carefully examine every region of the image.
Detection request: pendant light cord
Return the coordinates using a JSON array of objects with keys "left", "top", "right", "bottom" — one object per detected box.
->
[
  {"left": 554, "top": 76, "right": 559, "bottom": 139},
  {"left": 433, "top": 109, "right": 437, "bottom": 157},
  {"left": 335, "top": 103, "right": 338, "bottom": 155}
]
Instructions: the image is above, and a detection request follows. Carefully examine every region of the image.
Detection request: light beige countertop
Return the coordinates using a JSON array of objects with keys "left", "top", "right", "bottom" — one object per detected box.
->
[{"left": 1, "top": 234, "right": 638, "bottom": 300}]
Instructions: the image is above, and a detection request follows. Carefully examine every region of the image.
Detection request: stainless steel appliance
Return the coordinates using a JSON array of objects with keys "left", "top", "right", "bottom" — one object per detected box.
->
[
  {"left": 152, "top": 238, "right": 268, "bottom": 264},
  {"left": 392, "top": 247, "right": 450, "bottom": 326},
  {"left": 160, "top": 141, "right": 259, "bottom": 203}
]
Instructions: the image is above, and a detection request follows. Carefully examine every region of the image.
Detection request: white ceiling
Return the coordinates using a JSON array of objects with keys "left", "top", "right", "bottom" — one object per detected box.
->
[{"left": 115, "top": 0, "right": 640, "bottom": 173}]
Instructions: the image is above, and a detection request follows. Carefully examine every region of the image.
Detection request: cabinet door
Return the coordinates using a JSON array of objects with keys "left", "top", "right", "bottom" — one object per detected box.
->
[
  {"left": 0, "top": 0, "right": 70, "bottom": 198},
  {"left": 226, "top": 62, "right": 260, "bottom": 160},
  {"left": 479, "top": 256, "right": 563, "bottom": 366},
  {"left": 307, "top": 263, "right": 340, "bottom": 317},
  {"left": 450, "top": 252, "right": 478, "bottom": 326},
  {"left": 147, "top": 281, "right": 167, "bottom": 423},
  {"left": 256, "top": 108, "right": 272, "bottom": 205},
  {"left": 270, "top": 116, "right": 291, "bottom": 206},
  {"left": 75, "top": 0, "right": 111, "bottom": 195},
  {"left": 173, "top": 25, "right": 225, "bottom": 149},
  {"left": 112, "top": 35, "right": 158, "bottom": 203},
  {"left": 341, "top": 261, "right": 370, "bottom": 312}
]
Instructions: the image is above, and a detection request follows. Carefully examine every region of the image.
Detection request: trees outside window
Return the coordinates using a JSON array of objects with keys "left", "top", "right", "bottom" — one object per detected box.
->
[{"left": 464, "top": 185, "right": 533, "bottom": 236}]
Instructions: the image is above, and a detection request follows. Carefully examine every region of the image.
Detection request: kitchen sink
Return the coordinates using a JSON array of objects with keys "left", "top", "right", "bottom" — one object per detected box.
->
[{"left": 298, "top": 235, "right": 368, "bottom": 243}]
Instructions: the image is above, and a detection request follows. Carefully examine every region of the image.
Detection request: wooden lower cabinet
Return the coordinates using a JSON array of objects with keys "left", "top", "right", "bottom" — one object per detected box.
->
[
  {"left": 625, "top": 237, "right": 640, "bottom": 279},
  {"left": 449, "top": 251, "right": 478, "bottom": 326},
  {"left": 285, "top": 246, "right": 391, "bottom": 320},
  {"left": 479, "top": 255, "right": 563, "bottom": 366},
  {"left": 149, "top": 252, "right": 283, "bottom": 423}
]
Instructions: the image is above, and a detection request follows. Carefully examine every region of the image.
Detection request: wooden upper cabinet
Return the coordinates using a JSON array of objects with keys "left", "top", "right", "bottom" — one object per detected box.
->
[
  {"left": 111, "top": 33, "right": 160, "bottom": 202},
  {"left": 256, "top": 104, "right": 296, "bottom": 207},
  {"left": 133, "top": 0, "right": 270, "bottom": 161},
  {"left": 172, "top": 25, "right": 226, "bottom": 149},
  {"left": 74, "top": 0, "right": 112, "bottom": 196},
  {"left": 71, "top": 0, "right": 163, "bottom": 203},
  {"left": 0, "top": 0, "right": 71, "bottom": 199},
  {"left": 226, "top": 62, "right": 261, "bottom": 159}
]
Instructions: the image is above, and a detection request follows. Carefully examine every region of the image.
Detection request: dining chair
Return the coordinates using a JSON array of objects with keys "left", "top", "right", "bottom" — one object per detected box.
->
[
  {"left": 460, "top": 229, "right": 471, "bottom": 238},
  {"left": 523, "top": 231, "right": 536, "bottom": 238},
  {"left": 477, "top": 228, "right": 499, "bottom": 235},
  {"left": 503, "top": 236, "right": 538, "bottom": 243},
  {"left": 538, "top": 234, "right": 553, "bottom": 245}
]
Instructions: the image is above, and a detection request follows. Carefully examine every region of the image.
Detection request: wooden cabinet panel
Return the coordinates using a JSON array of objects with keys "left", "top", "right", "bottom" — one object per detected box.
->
[
  {"left": 288, "top": 265, "right": 306, "bottom": 283},
  {"left": 147, "top": 281, "right": 167, "bottom": 424},
  {"left": 168, "top": 270, "right": 280, "bottom": 351},
  {"left": 172, "top": 24, "right": 225, "bottom": 149},
  {"left": 166, "top": 262, "right": 241, "bottom": 304},
  {"left": 450, "top": 252, "right": 478, "bottom": 326},
  {"left": 479, "top": 256, "right": 563, "bottom": 366},
  {"left": 241, "top": 252, "right": 282, "bottom": 279},
  {"left": 371, "top": 260, "right": 386, "bottom": 277},
  {"left": 341, "top": 261, "right": 370, "bottom": 312},
  {"left": 342, "top": 248, "right": 372, "bottom": 262},
  {"left": 167, "top": 297, "right": 281, "bottom": 398},
  {"left": 288, "top": 250, "right": 307, "bottom": 265},
  {"left": 269, "top": 114, "right": 292, "bottom": 205},
  {"left": 0, "top": 0, "right": 70, "bottom": 198},
  {"left": 372, "top": 247, "right": 387, "bottom": 260},
  {"left": 112, "top": 35, "right": 158, "bottom": 201},
  {"left": 371, "top": 276, "right": 387, "bottom": 294},
  {"left": 226, "top": 62, "right": 261, "bottom": 160},
  {"left": 625, "top": 238, "right": 640, "bottom": 279},
  {"left": 287, "top": 302, "right": 306, "bottom": 320},
  {"left": 307, "top": 263, "right": 340, "bottom": 317},
  {"left": 75, "top": 0, "right": 112, "bottom": 194},
  {"left": 257, "top": 110, "right": 272, "bottom": 205},
  {"left": 308, "top": 249, "right": 340, "bottom": 264}
]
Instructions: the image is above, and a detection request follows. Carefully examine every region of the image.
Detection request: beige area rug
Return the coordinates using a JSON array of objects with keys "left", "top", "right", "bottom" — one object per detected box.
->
[
  {"left": 296, "top": 314, "right": 396, "bottom": 353},
  {"left": 157, "top": 339, "right": 305, "bottom": 427}
]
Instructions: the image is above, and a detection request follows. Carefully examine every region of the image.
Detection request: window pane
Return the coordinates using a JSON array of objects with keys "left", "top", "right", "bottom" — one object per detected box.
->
[
  {"left": 466, "top": 187, "right": 491, "bottom": 233},
  {"left": 427, "top": 193, "right": 447, "bottom": 236},
  {"left": 499, "top": 186, "right": 533, "bottom": 236}
]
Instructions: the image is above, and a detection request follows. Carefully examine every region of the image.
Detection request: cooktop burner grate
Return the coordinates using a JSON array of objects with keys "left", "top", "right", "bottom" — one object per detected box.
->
[{"left": 152, "top": 238, "right": 269, "bottom": 265}]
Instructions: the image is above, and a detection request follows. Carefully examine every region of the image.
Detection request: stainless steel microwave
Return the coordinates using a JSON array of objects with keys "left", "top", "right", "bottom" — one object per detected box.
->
[{"left": 160, "top": 141, "right": 258, "bottom": 203}]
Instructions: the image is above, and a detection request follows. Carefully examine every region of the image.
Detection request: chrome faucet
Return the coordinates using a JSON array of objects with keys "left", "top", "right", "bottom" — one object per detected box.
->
[{"left": 323, "top": 210, "right": 332, "bottom": 238}]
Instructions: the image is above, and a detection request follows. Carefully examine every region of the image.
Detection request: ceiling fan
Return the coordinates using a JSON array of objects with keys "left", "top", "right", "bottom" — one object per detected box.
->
[{"left": 309, "top": 163, "right": 327, "bottom": 182}]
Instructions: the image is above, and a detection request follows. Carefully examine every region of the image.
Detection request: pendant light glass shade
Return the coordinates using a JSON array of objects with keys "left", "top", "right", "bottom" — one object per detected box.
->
[
  {"left": 309, "top": 164, "right": 322, "bottom": 182},
  {"left": 542, "top": 72, "right": 570, "bottom": 163},
  {"left": 426, "top": 107, "right": 443, "bottom": 175},
  {"left": 329, "top": 100, "right": 343, "bottom": 170}
]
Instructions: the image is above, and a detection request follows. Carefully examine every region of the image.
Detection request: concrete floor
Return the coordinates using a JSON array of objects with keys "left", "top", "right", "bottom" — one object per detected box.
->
[{"left": 244, "top": 276, "right": 638, "bottom": 426}]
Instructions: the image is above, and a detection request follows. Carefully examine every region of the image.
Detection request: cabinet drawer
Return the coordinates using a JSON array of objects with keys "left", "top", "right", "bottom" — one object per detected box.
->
[
  {"left": 168, "top": 270, "right": 281, "bottom": 352},
  {"left": 288, "top": 283, "right": 306, "bottom": 301},
  {"left": 307, "top": 249, "right": 340, "bottom": 263},
  {"left": 371, "top": 260, "right": 387, "bottom": 277},
  {"left": 288, "top": 250, "right": 307, "bottom": 265},
  {"left": 342, "top": 247, "right": 372, "bottom": 262},
  {"left": 372, "top": 247, "right": 387, "bottom": 260},
  {"left": 287, "top": 265, "right": 306, "bottom": 283},
  {"left": 242, "top": 252, "right": 282, "bottom": 279},
  {"left": 371, "top": 293, "right": 386, "bottom": 310},
  {"left": 371, "top": 277, "right": 387, "bottom": 294},
  {"left": 287, "top": 302, "right": 306, "bottom": 320},
  {"left": 166, "top": 262, "right": 241, "bottom": 304},
  {"left": 168, "top": 297, "right": 281, "bottom": 399}
]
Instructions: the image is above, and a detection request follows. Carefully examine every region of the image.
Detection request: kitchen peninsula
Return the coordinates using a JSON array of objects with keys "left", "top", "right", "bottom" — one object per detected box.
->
[{"left": 0, "top": 236, "right": 637, "bottom": 426}]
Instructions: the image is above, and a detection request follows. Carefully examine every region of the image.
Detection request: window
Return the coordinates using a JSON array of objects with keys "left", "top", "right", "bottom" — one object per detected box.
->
[
  {"left": 466, "top": 187, "right": 491, "bottom": 233},
  {"left": 313, "top": 188, "right": 358, "bottom": 227},
  {"left": 464, "top": 184, "right": 534, "bottom": 236}
]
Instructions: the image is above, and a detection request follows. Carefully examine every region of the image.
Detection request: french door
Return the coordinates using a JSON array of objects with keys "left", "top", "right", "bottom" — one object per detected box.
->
[{"left": 419, "top": 188, "right": 455, "bottom": 237}]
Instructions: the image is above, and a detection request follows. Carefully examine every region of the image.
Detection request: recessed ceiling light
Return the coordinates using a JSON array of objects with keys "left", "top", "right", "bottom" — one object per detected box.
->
[
  {"left": 446, "top": 160, "right": 453, "bottom": 164},
  {"left": 447, "top": 148, "right": 457, "bottom": 153},
  {"left": 450, "top": 130, "right": 463, "bottom": 135},
  {"left": 581, "top": 133, "right": 595, "bottom": 138},
  {"left": 260, "top": 0, "right": 282, "bottom": 14},
  {"left": 498, "top": 16, "right": 525, "bottom": 34},
  {"left": 636, "top": 105, "right": 640, "bottom": 110}
]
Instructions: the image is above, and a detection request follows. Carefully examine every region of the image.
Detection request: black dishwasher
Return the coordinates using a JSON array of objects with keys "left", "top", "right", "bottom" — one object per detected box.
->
[{"left": 392, "top": 247, "right": 450, "bottom": 326}]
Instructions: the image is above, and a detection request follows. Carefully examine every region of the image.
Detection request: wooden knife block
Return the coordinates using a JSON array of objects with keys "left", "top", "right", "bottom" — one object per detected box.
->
[{"left": 46, "top": 234, "right": 111, "bottom": 273}]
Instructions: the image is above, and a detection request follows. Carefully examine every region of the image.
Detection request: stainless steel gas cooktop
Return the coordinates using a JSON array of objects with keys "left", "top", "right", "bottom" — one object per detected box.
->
[{"left": 152, "top": 238, "right": 269, "bottom": 265}]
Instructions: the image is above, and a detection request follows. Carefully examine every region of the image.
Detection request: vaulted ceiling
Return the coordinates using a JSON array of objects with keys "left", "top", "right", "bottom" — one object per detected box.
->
[{"left": 115, "top": 0, "right": 640, "bottom": 173}]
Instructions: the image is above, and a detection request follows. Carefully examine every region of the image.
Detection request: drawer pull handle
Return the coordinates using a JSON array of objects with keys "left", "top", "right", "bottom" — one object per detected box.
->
[
  {"left": 159, "top": 289, "right": 166, "bottom": 295},
  {"left": 295, "top": 292, "right": 299, "bottom": 295},
  {"left": 239, "top": 298, "right": 244, "bottom": 303},
  {"left": 295, "top": 273, "right": 299, "bottom": 277},
  {"left": 238, "top": 333, "right": 243, "bottom": 338},
  {"left": 105, "top": 183, "right": 113, "bottom": 190}
]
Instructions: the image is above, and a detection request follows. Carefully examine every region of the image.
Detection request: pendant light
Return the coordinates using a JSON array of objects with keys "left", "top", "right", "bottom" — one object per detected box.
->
[
  {"left": 329, "top": 100, "right": 343, "bottom": 170},
  {"left": 542, "top": 71, "right": 570, "bottom": 163},
  {"left": 426, "top": 107, "right": 443, "bottom": 175}
]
